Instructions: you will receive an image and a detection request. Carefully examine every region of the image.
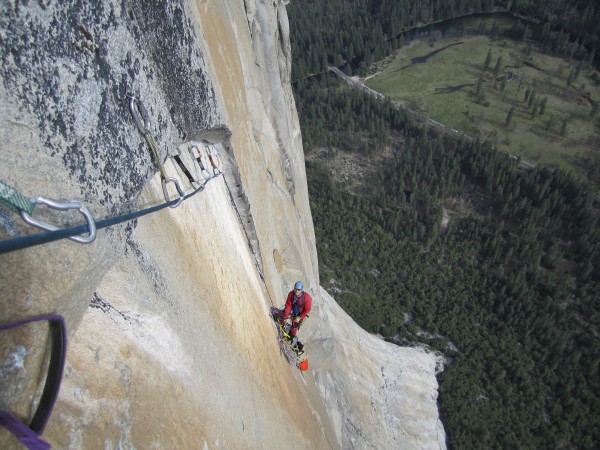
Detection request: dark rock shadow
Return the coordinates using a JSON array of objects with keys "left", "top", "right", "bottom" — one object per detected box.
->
[
  {"left": 401, "top": 42, "right": 464, "bottom": 70},
  {"left": 434, "top": 83, "right": 474, "bottom": 94}
]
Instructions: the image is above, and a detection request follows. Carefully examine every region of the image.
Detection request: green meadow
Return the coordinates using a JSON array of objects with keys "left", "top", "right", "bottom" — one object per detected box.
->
[{"left": 366, "top": 34, "right": 600, "bottom": 185}]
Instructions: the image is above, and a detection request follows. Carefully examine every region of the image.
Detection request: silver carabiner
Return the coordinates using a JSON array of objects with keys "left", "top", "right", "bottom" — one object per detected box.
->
[
  {"left": 21, "top": 196, "right": 97, "bottom": 244},
  {"left": 128, "top": 95, "right": 151, "bottom": 135},
  {"left": 161, "top": 177, "right": 184, "bottom": 208},
  {"left": 129, "top": 94, "right": 184, "bottom": 209}
]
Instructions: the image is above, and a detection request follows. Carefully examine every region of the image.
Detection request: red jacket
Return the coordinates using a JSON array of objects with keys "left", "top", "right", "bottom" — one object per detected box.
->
[{"left": 283, "top": 290, "right": 312, "bottom": 321}]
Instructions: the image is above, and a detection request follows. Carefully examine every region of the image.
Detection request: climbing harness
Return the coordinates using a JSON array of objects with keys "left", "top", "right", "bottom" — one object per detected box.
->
[
  {"left": 128, "top": 95, "right": 184, "bottom": 208},
  {"left": 0, "top": 314, "right": 67, "bottom": 450}
]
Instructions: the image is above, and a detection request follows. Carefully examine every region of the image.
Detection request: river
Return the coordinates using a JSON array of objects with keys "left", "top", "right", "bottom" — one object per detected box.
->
[{"left": 394, "top": 11, "right": 545, "bottom": 45}]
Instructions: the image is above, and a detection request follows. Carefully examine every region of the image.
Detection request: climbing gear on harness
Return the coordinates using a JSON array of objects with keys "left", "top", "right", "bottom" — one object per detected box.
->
[
  {"left": 128, "top": 95, "right": 184, "bottom": 208},
  {"left": 0, "top": 314, "right": 67, "bottom": 450},
  {"left": 269, "top": 307, "right": 308, "bottom": 371},
  {"left": 0, "top": 181, "right": 96, "bottom": 244}
]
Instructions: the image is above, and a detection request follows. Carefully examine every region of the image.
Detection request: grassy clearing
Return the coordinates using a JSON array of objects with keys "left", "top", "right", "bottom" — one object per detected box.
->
[{"left": 366, "top": 34, "right": 600, "bottom": 185}]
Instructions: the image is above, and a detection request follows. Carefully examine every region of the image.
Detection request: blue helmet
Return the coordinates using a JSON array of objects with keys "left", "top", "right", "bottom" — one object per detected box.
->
[{"left": 294, "top": 281, "right": 304, "bottom": 290}]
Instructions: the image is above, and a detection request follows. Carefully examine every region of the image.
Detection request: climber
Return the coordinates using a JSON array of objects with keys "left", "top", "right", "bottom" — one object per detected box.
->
[{"left": 281, "top": 281, "right": 312, "bottom": 351}]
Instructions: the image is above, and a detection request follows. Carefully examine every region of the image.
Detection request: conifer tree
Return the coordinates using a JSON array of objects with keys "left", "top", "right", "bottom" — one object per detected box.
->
[
  {"left": 494, "top": 56, "right": 503, "bottom": 76},
  {"left": 505, "top": 106, "right": 515, "bottom": 127},
  {"left": 484, "top": 48, "right": 492, "bottom": 70},
  {"left": 528, "top": 88, "right": 536, "bottom": 108},
  {"left": 560, "top": 117, "right": 569, "bottom": 137},
  {"left": 574, "top": 59, "right": 583, "bottom": 81},
  {"left": 539, "top": 97, "right": 548, "bottom": 116},
  {"left": 567, "top": 68, "right": 576, "bottom": 85},
  {"left": 545, "top": 114, "right": 556, "bottom": 134}
]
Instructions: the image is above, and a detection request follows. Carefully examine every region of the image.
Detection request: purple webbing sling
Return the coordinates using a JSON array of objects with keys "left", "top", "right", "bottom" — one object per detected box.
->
[{"left": 0, "top": 315, "right": 67, "bottom": 450}]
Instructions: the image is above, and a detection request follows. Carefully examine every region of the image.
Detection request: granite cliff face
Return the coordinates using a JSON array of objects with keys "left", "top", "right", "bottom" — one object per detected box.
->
[{"left": 0, "top": 1, "right": 444, "bottom": 448}]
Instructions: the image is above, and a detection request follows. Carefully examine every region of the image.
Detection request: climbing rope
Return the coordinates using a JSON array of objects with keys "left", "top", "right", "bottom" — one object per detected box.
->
[
  {"left": 219, "top": 175, "right": 282, "bottom": 310},
  {"left": 0, "top": 173, "right": 219, "bottom": 254},
  {"left": 0, "top": 95, "right": 222, "bottom": 254}
]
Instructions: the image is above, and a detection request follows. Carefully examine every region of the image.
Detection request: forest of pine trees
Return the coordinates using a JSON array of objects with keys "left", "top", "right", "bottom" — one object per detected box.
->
[
  {"left": 288, "top": 1, "right": 600, "bottom": 448},
  {"left": 304, "top": 76, "right": 599, "bottom": 448}
]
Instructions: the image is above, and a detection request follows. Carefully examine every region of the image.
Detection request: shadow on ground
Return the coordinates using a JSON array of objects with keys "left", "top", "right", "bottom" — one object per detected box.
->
[
  {"left": 434, "top": 83, "right": 474, "bottom": 94},
  {"left": 401, "top": 41, "right": 464, "bottom": 70}
]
